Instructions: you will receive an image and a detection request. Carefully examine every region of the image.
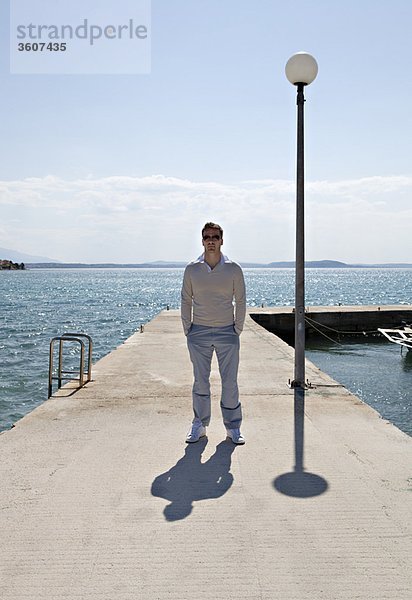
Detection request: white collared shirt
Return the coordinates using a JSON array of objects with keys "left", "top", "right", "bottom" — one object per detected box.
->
[{"left": 193, "top": 252, "right": 228, "bottom": 272}]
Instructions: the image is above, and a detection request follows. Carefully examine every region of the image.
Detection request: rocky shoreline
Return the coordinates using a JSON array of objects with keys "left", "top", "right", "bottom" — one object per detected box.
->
[{"left": 0, "top": 259, "right": 26, "bottom": 270}]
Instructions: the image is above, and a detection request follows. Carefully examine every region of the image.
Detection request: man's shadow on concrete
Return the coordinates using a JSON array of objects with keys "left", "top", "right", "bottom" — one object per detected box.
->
[{"left": 151, "top": 438, "right": 236, "bottom": 521}]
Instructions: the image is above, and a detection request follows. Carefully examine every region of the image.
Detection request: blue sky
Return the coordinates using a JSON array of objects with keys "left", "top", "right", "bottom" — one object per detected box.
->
[{"left": 0, "top": 0, "right": 411, "bottom": 263}]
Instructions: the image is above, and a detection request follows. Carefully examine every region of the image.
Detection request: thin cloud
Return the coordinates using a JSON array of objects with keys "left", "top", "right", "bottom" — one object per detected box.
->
[
  {"left": 1, "top": 174, "right": 411, "bottom": 262},
  {"left": 1, "top": 173, "right": 411, "bottom": 208}
]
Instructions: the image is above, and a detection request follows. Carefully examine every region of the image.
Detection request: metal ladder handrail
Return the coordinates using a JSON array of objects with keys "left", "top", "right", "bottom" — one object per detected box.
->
[
  {"left": 61, "top": 332, "right": 93, "bottom": 382},
  {"left": 48, "top": 333, "right": 93, "bottom": 398}
]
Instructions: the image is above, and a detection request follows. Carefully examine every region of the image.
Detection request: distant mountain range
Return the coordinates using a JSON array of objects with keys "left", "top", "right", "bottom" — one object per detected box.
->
[
  {"left": 0, "top": 246, "right": 60, "bottom": 263},
  {"left": 1, "top": 247, "right": 411, "bottom": 269},
  {"left": 25, "top": 260, "right": 412, "bottom": 269}
]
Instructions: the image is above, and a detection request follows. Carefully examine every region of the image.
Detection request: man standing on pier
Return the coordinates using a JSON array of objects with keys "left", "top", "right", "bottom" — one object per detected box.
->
[{"left": 181, "top": 222, "right": 246, "bottom": 444}]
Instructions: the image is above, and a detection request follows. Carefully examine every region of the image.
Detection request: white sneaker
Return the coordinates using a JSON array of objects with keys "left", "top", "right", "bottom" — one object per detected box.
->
[
  {"left": 186, "top": 421, "right": 206, "bottom": 443},
  {"left": 226, "top": 428, "right": 245, "bottom": 445}
]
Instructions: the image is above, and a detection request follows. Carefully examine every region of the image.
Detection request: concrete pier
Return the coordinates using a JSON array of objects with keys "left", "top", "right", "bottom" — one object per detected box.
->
[{"left": 0, "top": 310, "right": 411, "bottom": 599}]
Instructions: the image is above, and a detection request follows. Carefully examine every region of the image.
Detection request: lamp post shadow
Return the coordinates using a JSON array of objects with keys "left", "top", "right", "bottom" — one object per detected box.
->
[
  {"left": 151, "top": 438, "right": 236, "bottom": 521},
  {"left": 273, "top": 387, "right": 328, "bottom": 498}
]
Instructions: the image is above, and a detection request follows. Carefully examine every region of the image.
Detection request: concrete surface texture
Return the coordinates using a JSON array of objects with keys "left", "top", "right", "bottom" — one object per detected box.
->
[{"left": 0, "top": 310, "right": 411, "bottom": 599}]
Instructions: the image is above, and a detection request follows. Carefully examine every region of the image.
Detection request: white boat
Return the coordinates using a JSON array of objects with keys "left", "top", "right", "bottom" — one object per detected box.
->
[{"left": 378, "top": 325, "right": 412, "bottom": 351}]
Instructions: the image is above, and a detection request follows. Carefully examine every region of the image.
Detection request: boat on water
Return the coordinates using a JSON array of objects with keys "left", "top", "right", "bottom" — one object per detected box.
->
[{"left": 378, "top": 325, "right": 412, "bottom": 352}]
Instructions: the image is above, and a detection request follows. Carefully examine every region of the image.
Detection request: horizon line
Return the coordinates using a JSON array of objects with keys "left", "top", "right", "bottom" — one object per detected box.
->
[{"left": 22, "top": 259, "right": 412, "bottom": 268}]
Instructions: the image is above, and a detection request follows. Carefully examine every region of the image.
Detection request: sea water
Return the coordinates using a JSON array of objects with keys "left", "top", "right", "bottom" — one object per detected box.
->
[{"left": 0, "top": 268, "right": 411, "bottom": 435}]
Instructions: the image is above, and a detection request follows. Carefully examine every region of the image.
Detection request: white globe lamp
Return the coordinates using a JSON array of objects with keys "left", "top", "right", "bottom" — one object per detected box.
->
[{"left": 285, "top": 52, "right": 318, "bottom": 86}]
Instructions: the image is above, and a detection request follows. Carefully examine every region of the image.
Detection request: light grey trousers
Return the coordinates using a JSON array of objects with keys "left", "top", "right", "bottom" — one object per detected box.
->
[{"left": 187, "top": 324, "right": 242, "bottom": 429}]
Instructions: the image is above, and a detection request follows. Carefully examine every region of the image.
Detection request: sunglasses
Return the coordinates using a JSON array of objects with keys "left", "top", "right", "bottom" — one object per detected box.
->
[{"left": 203, "top": 235, "right": 221, "bottom": 241}]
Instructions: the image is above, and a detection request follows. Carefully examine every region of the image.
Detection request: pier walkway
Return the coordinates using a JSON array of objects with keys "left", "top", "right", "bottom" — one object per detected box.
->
[{"left": 0, "top": 310, "right": 411, "bottom": 599}]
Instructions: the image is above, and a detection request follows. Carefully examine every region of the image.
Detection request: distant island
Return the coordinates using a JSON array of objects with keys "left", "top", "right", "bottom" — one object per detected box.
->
[
  {"left": 24, "top": 260, "right": 412, "bottom": 269},
  {"left": 2, "top": 246, "right": 411, "bottom": 269},
  {"left": 0, "top": 259, "right": 26, "bottom": 270}
]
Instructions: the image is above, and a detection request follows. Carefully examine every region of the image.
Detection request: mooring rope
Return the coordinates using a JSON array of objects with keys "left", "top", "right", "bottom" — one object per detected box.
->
[{"left": 304, "top": 315, "right": 378, "bottom": 336}]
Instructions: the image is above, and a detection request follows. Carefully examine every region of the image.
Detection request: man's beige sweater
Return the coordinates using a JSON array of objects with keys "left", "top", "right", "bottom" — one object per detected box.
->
[{"left": 181, "top": 254, "right": 246, "bottom": 336}]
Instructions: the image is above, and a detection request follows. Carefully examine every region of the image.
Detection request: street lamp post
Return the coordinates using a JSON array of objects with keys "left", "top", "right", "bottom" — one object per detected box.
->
[
  {"left": 285, "top": 52, "right": 318, "bottom": 388},
  {"left": 274, "top": 54, "right": 327, "bottom": 496}
]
